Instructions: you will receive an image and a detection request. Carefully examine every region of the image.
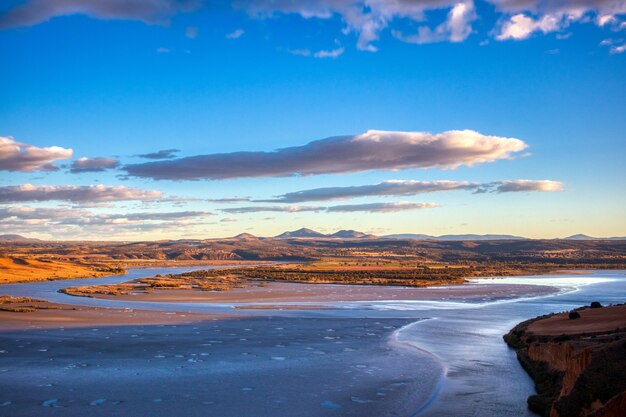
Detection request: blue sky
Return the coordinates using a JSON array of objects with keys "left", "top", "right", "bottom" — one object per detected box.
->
[{"left": 1, "top": 0, "right": 625, "bottom": 239}]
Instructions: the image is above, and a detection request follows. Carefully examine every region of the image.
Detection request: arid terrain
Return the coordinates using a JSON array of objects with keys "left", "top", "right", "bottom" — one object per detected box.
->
[
  {"left": 505, "top": 304, "right": 626, "bottom": 417},
  {"left": 1, "top": 233, "right": 625, "bottom": 284}
]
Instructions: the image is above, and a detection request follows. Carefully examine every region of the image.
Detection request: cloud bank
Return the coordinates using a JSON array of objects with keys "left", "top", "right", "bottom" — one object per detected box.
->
[
  {"left": 0, "top": 206, "right": 215, "bottom": 239},
  {"left": 2, "top": 1, "right": 623, "bottom": 51},
  {"left": 239, "top": 0, "right": 626, "bottom": 51},
  {"left": 0, "top": 136, "right": 72, "bottom": 172},
  {"left": 264, "top": 179, "right": 563, "bottom": 203},
  {"left": 0, "top": 184, "right": 162, "bottom": 203},
  {"left": 124, "top": 130, "right": 527, "bottom": 180},
  {"left": 70, "top": 157, "right": 119, "bottom": 173}
]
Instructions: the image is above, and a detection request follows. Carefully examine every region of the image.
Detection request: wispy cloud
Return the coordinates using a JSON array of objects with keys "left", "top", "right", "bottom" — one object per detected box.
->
[
  {"left": 135, "top": 148, "right": 180, "bottom": 159},
  {"left": 0, "top": 206, "right": 87, "bottom": 220},
  {"left": 0, "top": 136, "right": 72, "bottom": 172},
  {"left": 313, "top": 46, "right": 345, "bottom": 58},
  {"left": 206, "top": 197, "right": 252, "bottom": 203},
  {"left": 124, "top": 129, "right": 527, "bottom": 180},
  {"left": 226, "top": 28, "right": 245, "bottom": 39},
  {"left": 70, "top": 157, "right": 119, "bottom": 173},
  {"left": 263, "top": 180, "right": 475, "bottom": 203},
  {"left": 326, "top": 201, "right": 439, "bottom": 213},
  {"left": 185, "top": 26, "right": 198, "bottom": 38},
  {"left": 288, "top": 46, "right": 345, "bottom": 58},
  {"left": 221, "top": 201, "right": 438, "bottom": 214},
  {"left": 0, "top": 184, "right": 162, "bottom": 203},
  {"left": 0, "top": 206, "right": 215, "bottom": 239},
  {"left": 262, "top": 179, "right": 563, "bottom": 203},
  {"left": 481, "top": 180, "right": 564, "bottom": 193},
  {"left": 221, "top": 205, "right": 323, "bottom": 214},
  {"left": 58, "top": 210, "right": 213, "bottom": 225}
]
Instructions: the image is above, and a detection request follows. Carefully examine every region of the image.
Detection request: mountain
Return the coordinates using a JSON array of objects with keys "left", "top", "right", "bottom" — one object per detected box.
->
[
  {"left": 232, "top": 233, "right": 258, "bottom": 240},
  {"left": 328, "top": 230, "right": 374, "bottom": 239},
  {"left": 382, "top": 233, "right": 527, "bottom": 241},
  {"left": 0, "top": 234, "right": 40, "bottom": 242},
  {"left": 275, "top": 228, "right": 327, "bottom": 238},
  {"left": 564, "top": 234, "right": 626, "bottom": 241},
  {"left": 382, "top": 233, "right": 436, "bottom": 239},
  {"left": 437, "top": 234, "right": 527, "bottom": 241}
]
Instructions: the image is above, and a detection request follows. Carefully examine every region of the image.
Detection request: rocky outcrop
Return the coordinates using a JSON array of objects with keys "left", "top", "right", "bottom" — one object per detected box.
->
[{"left": 504, "top": 305, "right": 626, "bottom": 417}]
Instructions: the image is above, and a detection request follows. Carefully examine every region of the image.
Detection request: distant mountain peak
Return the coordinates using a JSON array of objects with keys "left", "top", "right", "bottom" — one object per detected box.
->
[
  {"left": 328, "top": 229, "right": 373, "bottom": 239},
  {"left": 564, "top": 234, "right": 594, "bottom": 240},
  {"left": 0, "top": 234, "right": 40, "bottom": 242},
  {"left": 381, "top": 233, "right": 527, "bottom": 241},
  {"left": 233, "top": 233, "right": 258, "bottom": 240},
  {"left": 275, "top": 228, "right": 326, "bottom": 238},
  {"left": 563, "top": 234, "right": 626, "bottom": 240}
]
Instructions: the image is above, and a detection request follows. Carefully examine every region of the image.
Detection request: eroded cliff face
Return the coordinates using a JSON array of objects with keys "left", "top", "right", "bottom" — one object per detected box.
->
[
  {"left": 526, "top": 342, "right": 593, "bottom": 400},
  {"left": 504, "top": 305, "right": 626, "bottom": 417}
]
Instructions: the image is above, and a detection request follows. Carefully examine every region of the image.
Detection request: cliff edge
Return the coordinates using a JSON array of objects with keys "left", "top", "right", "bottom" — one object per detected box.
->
[{"left": 504, "top": 303, "right": 626, "bottom": 417}]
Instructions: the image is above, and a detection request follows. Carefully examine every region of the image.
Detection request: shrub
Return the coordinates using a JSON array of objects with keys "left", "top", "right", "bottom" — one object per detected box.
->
[
  {"left": 569, "top": 311, "right": 581, "bottom": 320},
  {"left": 590, "top": 301, "right": 602, "bottom": 308}
]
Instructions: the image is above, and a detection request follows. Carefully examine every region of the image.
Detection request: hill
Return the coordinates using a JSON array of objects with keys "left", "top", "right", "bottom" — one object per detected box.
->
[
  {"left": 328, "top": 230, "right": 374, "bottom": 239},
  {"left": 0, "top": 234, "right": 40, "bottom": 242},
  {"left": 564, "top": 234, "right": 626, "bottom": 241},
  {"left": 275, "top": 228, "right": 326, "bottom": 238},
  {"left": 382, "top": 233, "right": 526, "bottom": 240}
]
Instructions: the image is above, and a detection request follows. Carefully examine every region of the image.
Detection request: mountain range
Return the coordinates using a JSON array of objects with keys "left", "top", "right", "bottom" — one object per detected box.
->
[{"left": 2, "top": 231, "right": 625, "bottom": 242}]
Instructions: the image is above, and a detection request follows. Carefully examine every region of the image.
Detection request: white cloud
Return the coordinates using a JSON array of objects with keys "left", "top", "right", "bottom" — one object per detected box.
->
[
  {"left": 222, "top": 205, "right": 323, "bottom": 213},
  {"left": 124, "top": 129, "right": 527, "bottom": 180},
  {"left": 70, "top": 157, "right": 119, "bottom": 173},
  {"left": 3, "top": 0, "right": 626, "bottom": 52},
  {"left": 0, "top": 206, "right": 215, "bottom": 239},
  {"left": 262, "top": 179, "right": 563, "bottom": 203},
  {"left": 496, "top": 13, "right": 564, "bottom": 40},
  {"left": 393, "top": 1, "right": 476, "bottom": 44},
  {"left": 0, "top": 136, "right": 73, "bottom": 172},
  {"left": 314, "top": 46, "right": 345, "bottom": 58},
  {"left": 326, "top": 201, "right": 439, "bottom": 213},
  {"left": 482, "top": 179, "right": 564, "bottom": 193},
  {"left": 226, "top": 28, "right": 245, "bottom": 39},
  {"left": 0, "top": 184, "right": 162, "bottom": 203}
]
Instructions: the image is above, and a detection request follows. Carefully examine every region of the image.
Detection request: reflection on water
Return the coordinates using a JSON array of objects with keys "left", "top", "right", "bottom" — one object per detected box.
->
[
  {"left": 398, "top": 271, "right": 626, "bottom": 416},
  {"left": 1, "top": 267, "right": 624, "bottom": 416}
]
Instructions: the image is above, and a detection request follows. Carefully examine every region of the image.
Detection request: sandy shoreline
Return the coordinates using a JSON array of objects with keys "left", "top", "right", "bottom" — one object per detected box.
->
[
  {"left": 74, "top": 280, "right": 559, "bottom": 305},
  {"left": 0, "top": 302, "right": 224, "bottom": 331}
]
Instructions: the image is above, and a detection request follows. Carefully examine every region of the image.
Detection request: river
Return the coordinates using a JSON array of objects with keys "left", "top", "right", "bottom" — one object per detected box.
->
[{"left": 1, "top": 267, "right": 624, "bottom": 416}]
